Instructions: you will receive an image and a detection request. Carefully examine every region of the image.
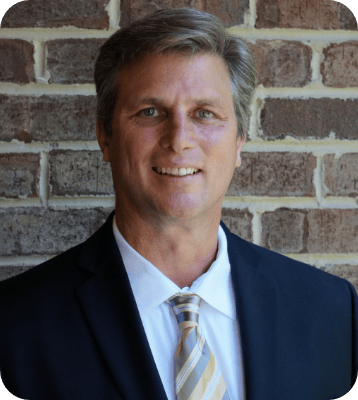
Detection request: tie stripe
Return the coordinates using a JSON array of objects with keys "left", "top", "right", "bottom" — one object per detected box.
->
[{"left": 167, "top": 293, "right": 230, "bottom": 400}]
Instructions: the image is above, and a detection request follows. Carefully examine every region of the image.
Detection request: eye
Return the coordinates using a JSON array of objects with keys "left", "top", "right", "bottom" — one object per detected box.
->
[
  {"left": 140, "top": 108, "right": 159, "bottom": 117},
  {"left": 198, "top": 110, "right": 215, "bottom": 119}
]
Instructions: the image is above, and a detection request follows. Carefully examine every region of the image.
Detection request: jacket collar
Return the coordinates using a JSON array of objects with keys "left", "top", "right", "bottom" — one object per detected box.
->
[
  {"left": 75, "top": 211, "right": 168, "bottom": 400},
  {"left": 221, "top": 221, "right": 279, "bottom": 399}
]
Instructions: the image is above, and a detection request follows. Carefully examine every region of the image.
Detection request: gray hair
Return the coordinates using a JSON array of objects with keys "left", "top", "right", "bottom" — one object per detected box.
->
[{"left": 94, "top": 8, "right": 256, "bottom": 138}]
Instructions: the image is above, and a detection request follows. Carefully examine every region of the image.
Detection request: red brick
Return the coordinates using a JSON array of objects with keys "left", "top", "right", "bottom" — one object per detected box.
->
[
  {"left": 261, "top": 209, "right": 306, "bottom": 253},
  {"left": 260, "top": 98, "right": 358, "bottom": 140},
  {"left": 120, "top": 0, "right": 250, "bottom": 27},
  {"left": 120, "top": 0, "right": 203, "bottom": 27},
  {"left": 263, "top": 209, "right": 358, "bottom": 254},
  {"left": 205, "top": 0, "right": 249, "bottom": 26},
  {"left": 321, "top": 42, "right": 358, "bottom": 88},
  {"left": 49, "top": 150, "right": 114, "bottom": 197},
  {"left": 0, "top": 266, "right": 34, "bottom": 282},
  {"left": 46, "top": 39, "right": 106, "bottom": 84},
  {"left": 0, "top": 153, "right": 40, "bottom": 199},
  {"left": 320, "top": 265, "right": 358, "bottom": 292},
  {"left": 338, "top": 4, "right": 358, "bottom": 30},
  {"left": 0, "top": 40, "right": 35, "bottom": 85},
  {"left": 221, "top": 208, "right": 252, "bottom": 241},
  {"left": 249, "top": 40, "right": 312, "bottom": 87},
  {"left": 0, "top": 95, "right": 97, "bottom": 142},
  {"left": 227, "top": 152, "right": 316, "bottom": 197},
  {"left": 256, "top": 0, "right": 356, "bottom": 30},
  {"left": 307, "top": 209, "right": 358, "bottom": 253},
  {"left": 2, "top": 0, "right": 110, "bottom": 29},
  {"left": 324, "top": 154, "right": 358, "bottom": 197},
  {"left": 0, "top": 208, "right": 112, "bottom": 256}
]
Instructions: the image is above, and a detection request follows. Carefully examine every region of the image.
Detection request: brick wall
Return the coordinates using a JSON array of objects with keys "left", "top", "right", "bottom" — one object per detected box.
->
[{"left": 0, "top": 0, "right": 357, "bottom": 290}]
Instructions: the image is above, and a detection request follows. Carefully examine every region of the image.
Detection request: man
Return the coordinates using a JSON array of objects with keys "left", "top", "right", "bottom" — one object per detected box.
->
[{"left": 0, "top": 8, "right": 357, "bottom": 400}]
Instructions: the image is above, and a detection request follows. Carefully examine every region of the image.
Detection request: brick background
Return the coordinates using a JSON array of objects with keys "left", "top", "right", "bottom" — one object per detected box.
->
[
  {"left": 227, "top": 152, "right": 316, "bottom": 197},
  {"left": 46, "top": 39, "right": 106, "bottom": 84},
  {"left": 321, "top": 42, "right": 358, "bottom": 87},
  {"left": 324, "top": 154, "right": 358, "bottom": 197},
  {"left": 49, "top": 150, "right": 114, "bottom": 196},
  {"left": 0, "top": 154, "right": 40, "bottom": 198},
  {"left": 0, "top": 95, "right": 97, "bottom": 143},
  {"left": 120, "top": 0, "right": 250, "bottom": 27},
  {"left": 0, "top": 0, "right": 357, "bottom": 287},
  {"left": 262, "top": 209, "right": 358, "bottom": 254},
  {"left": 260, "top": 99, "right": 358, "bottom": 140},
  {"left": 250, "top": 40, "right": 312, "bottom": 87},
  {"left": 0, "top": 40, "right": 35, "bottom": 84},
  {"left": 2, "top": 0, "right": 110, "bottom": 29},
  {"left": 255, "top": 0, "right": 357, "bottom": 30},
  {"left": 0, "top": 208, "right": 111, "bottom": 256},
  {"left": 221, "top": 208, "right": 253, "bottom": 241}
]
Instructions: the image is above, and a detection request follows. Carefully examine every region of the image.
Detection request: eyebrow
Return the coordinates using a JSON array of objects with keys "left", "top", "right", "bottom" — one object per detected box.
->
[{"left": 135, "top": 97, "right": 226, "bottom": 110}]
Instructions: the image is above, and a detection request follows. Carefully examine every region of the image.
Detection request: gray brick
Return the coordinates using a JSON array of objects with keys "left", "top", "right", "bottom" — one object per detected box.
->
[
  {"left": 261, "top": 209, "right": 306, "bottom": 253},
  {"left": 324, "top": 154, "right": 358, "bottom": 197},
  {"left": 339, "top": 4, "right": 358, "bottom": 30},
  {"left": 49, "top": 150, "right": 114, "bottom": 196},
  {"left": 0, "top": 95, "right": 97, "bottom": 143},
  {"left": 221, "top": 208, "right": 253, "bottom": 242},
  {"left": 256, "top": 0, "right": 355, "bottom": 30},
  {"left": 260, "top": 99, "right": 358, "bottom": 140},
  {"left": 205, "top": 0, "right": 249, "bottom": 26},
  {"left": 0, "top": 153, "right": 40, "bottom": 198},
  {"left": 249, "top": 40, "right": 312, "bottom": 87},
  {"left": 46, "top": 39, "right": 106, "bottom": 84},
  {"left": 0, "top": 208, "right": 113, "bottom": 256},
  {"left": 307, "top": 209, "right": 358, "bottom": 254},
  {"left": 321, "top": 42, "right": 358, "bottom": 88},
  {"left": 227, "top": 152, "right": 316, "bottom": 197},
  {"left": 2, "top": 0, "right": 110, "bottom": 29},
  {"left": 120, "top": 0, "right": 203, "bottom": 27},
  {"left": 0, "top": 39, "right": 35, "bottom": 84}
]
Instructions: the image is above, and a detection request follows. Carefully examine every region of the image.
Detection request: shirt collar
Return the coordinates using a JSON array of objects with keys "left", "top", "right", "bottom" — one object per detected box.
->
[{"left": 112, "top": 216, "right": 236, "bottom": 320}]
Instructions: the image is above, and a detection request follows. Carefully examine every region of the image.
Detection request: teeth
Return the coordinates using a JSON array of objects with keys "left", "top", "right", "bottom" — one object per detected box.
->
[{"left": 154, "top": 167, "right": 199, "bottom": 176}]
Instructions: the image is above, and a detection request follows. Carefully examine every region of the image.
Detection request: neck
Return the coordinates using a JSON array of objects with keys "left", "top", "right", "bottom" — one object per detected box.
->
[{"left": 115, "top": 207, "right": 221, "bottom": 289}]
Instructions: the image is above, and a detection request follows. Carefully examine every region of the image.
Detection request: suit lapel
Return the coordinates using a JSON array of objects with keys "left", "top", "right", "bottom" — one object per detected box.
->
[
  {"left": 75, "top": 212, "right": 167, "bottom": 400},
  {"left": 221, "top": 222, "right": 280, "bottom": 400}
]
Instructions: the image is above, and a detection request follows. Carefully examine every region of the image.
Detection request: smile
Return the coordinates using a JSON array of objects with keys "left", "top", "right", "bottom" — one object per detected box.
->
[{"left": 153, "top": 167, "right": 201, "bottom": 176}]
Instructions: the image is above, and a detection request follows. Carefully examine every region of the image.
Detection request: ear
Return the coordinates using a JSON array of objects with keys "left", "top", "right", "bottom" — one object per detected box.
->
[
  {"left": 96, "top": 117, "right": 110, "bottom": 162},
  {"left": 235, "top": 135, "right": 246, "bottom": 168}
]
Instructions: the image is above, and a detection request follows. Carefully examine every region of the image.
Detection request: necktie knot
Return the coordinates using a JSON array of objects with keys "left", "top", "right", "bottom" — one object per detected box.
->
[{"left": 167, "top": 293, "right": 202, "bottom": 333}]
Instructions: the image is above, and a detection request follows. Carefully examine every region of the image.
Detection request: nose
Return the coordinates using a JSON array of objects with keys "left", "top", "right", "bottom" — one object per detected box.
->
[{"left": 159, "top": 111, "right": 195, "bottom": 153}]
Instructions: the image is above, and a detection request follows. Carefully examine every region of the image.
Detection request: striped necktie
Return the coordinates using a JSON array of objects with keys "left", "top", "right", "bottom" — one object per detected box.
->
[{"left": 167, "top": 293, "right": 230, "bottom": 400}]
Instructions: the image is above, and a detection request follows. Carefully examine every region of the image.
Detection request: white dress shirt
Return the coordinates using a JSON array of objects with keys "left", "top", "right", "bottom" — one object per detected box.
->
[{"left": 112, "top": 216, "right": 245, "bottom": 400}]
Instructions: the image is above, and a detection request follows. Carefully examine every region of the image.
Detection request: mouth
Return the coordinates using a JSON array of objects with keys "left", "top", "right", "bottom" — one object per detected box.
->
[{"left": 152, "top": 167, "right": 201, "bottom": 177}]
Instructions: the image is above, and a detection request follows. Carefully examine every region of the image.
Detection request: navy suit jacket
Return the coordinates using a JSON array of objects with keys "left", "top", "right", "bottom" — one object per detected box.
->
[{"left": 0, "top": 211, "right": 357, "bottom": 400}]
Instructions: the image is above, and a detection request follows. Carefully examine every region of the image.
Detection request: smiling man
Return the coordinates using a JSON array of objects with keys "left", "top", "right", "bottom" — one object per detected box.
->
[{"left": 0, "top": 8, "right": 357, "bottom": 400}]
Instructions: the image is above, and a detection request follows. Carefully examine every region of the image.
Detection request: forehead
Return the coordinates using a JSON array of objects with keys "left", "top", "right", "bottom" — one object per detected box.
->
[{"left": 115, "top": 52, "right": 234, "bottom": 110}]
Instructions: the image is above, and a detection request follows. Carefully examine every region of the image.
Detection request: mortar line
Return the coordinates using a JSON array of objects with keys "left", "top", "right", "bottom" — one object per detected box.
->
[
  {"left": 39, "top": 151, "right": 49, "bottom": 208},
  {"left": 0, "top": 26, "right": 357, "bottom": 42},
  {"left": 251, "top": 211, "right": 262, "bottom": 246},
  {"left": 106, "top": 0, "right": 120, "bottom": 29},
  {"left": 313, "top": 155, "right": 324, "bottom": 206},
  {"left": 32, "top": 39, "right": 45, "bottom": 81},
  {"left": 246, "top": 0, "right": 257, "bottom": 28}
]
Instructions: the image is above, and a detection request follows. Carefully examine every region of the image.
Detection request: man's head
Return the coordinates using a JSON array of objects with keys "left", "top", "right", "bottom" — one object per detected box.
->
[
  {"left": 94, "top": 8, "right": 257, "bottom": 224},
  {"left": 94, "top": 8, "right": 256, "bottom": 140}
]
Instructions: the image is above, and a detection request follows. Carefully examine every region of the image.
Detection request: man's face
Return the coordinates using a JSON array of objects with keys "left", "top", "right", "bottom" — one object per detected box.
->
[{"left": 98, "top": 52, "right": 245, "bottom": 222}]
